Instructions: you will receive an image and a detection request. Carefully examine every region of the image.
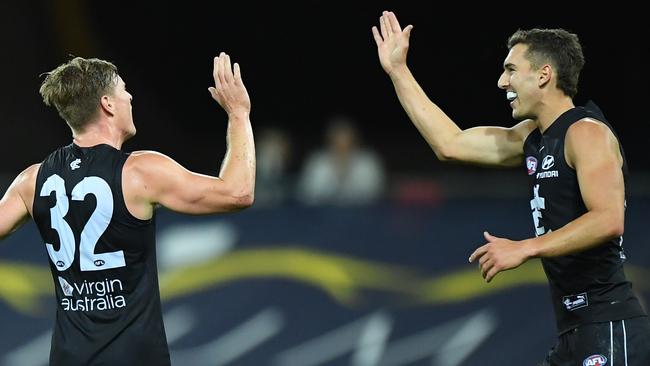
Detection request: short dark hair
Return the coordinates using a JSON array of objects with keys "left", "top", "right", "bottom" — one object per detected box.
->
[
  {"left": 40, "top": 57, "right": 119, "bottom": 131},
  {"left": 507, "top": 28, "right": 584, "bottom": 98}
]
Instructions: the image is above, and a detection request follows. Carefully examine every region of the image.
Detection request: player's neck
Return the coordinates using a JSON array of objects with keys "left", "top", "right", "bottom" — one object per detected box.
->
[
  {"left": 536, "top": 95, "right": 575, "bottom": 133},
  {"left": 72, "top": 121, "right": 125, "bottom": 149}
]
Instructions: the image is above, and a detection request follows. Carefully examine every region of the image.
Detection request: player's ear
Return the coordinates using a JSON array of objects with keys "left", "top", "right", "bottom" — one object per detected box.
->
[
  {"left": 538, "top": 64, "right": 552, "bottom": 87},
  {"left": 100, "top": 95, "right": 114, "bottom": 116}
]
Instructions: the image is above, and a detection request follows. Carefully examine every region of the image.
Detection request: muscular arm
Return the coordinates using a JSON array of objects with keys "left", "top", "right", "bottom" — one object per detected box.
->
[
  {"left": 372, "top": 11, "right": 535, "bottom": 167},
  {"left": 125, "top": 115, "right": 254, "bottom": 217},
  {"left": 523, "top": 119, "right": 625, "bottom": 257},
  {"left": 123, "top": 52, "right": 255, "bottom": 218},
  {"left": 0, "top": 164, "right": 39, "bottom": 240},
  {"left": 389, "top": 67, "right": 535, "bottom": 166}
]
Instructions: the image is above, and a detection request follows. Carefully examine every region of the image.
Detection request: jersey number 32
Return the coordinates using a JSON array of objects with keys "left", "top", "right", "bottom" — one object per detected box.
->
[{"left": 40, "top": 174, "right": 125, "bottom": 272}]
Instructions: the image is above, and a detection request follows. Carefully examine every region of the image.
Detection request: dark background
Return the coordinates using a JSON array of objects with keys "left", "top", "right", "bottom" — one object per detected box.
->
[{"left": 1, "top": 2, "right": 648, "bottom": 179}]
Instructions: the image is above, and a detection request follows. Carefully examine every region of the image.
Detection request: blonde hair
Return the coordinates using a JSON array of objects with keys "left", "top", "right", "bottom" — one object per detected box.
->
[{"left": 40, "top": 57, "right": 118, "bottom": 131}]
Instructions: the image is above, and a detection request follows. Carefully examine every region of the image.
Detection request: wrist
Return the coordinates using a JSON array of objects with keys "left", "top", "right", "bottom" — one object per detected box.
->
[
  {"left": 388, "top": 64, "right": 411, "bottom": 81},
  {"left": 227, "top": 110, "right": 250, "bottom": 122},
  {"left": 521, "top": 238, "right": 540, "bottom": 259}
]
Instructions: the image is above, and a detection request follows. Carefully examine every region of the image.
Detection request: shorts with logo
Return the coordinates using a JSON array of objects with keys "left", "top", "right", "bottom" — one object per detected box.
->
[{"left": 539, "top": 316, "right": 650, "bottom": 366}]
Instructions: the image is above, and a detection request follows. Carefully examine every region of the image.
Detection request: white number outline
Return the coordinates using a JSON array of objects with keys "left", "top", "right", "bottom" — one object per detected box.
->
[{"left": 40, "top": 174, "right": 125, "bottom": 272}]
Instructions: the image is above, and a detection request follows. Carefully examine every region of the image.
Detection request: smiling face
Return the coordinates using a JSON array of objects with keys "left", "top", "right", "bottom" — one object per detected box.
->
[{"left": 497, "top": 43, "right": 544, "bottom": 121}]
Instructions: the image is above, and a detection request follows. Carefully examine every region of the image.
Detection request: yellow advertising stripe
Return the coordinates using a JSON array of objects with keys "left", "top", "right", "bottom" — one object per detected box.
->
[{"left": 0, "top": 261, "right": 52, "bottom": 314}]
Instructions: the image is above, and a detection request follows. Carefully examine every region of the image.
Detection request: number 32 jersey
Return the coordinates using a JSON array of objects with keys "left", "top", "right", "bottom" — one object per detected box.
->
[{"left": 33, "top": 143, "right": 170, "bottom": 366}]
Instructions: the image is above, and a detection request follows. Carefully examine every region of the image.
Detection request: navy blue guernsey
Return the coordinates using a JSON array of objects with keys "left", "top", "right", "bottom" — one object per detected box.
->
[
  {"left": 523, "top": 104, "right": 646, "bottom": 334},
  {"left": 32, "top": 144, "right": 170, "bottom": 366}
]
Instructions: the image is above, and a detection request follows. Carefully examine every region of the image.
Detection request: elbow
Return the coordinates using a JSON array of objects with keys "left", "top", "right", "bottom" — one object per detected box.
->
[
  {"left": 228, "top": 189, "right": 255, "bottom": 210},
  {"left": 434, "top": 146, "right": 457, "bottom": 162},
  {"left": 602, "top": 214, "right": 624, "bottom": 240},
  {"left": 605, "top": 221, "right": 624, "bottom": 240},
  {"left": 237, "top": 192, "right": 255, "bottom": 208}
]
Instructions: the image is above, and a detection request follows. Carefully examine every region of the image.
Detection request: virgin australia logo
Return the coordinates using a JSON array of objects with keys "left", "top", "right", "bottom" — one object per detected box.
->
[{"left": 58, "top": 276, "right": 74, "bottom": 297}]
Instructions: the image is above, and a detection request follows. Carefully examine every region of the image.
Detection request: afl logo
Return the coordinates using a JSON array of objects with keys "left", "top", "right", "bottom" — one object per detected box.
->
[
  {"left": 583, "top": 354, "right": 607, "bottom": 366},
  {"left": 526, "top": 156, "right": 538, "bottom": 175},
  {"left": 542, "top": 155, "right": 555, "bottom": 170},
  {"left": 94, "top": 259, "right": 105, "bottom": 267}
]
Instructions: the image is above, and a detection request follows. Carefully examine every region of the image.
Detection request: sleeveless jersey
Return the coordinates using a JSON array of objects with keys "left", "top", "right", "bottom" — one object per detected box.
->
[
  {"left": 32, "top": 143, "right": 170, "bottom": 365},
  {"left": 523, "top": 104, "right": 646, "bottom": 334}
]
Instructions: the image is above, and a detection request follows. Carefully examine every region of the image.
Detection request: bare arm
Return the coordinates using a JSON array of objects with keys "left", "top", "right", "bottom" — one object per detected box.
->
[
  {"left": 0, "top": 164, "right": 39, "bottom": 240},
  {"left": 523, "top": 119, "right": 625, "bottom": 256},
  {"left": 124, "top": 53, "right": 255, "bottom": 218},
  {"left": 469, "top": 120, "right": 625, "bottom": 282},
  {"left": 372, "top": 11, "right": 535, "bottom": 167}
]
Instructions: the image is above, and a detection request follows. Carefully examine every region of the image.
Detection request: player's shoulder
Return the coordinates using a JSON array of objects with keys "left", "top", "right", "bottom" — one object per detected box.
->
[
  {"left": 18, "top": 164, "right": 41, "bottom": 186},
  {"left": 566, "top": 118, "right": 614, "bottom": 142},
  {"left": 126, "top": 150, "right": 176, "bottom": 169},
  {"left": 123, "top": 150, "right": 181, "bottom": 182},
  {"left": 10, "top": 163, "right": 41, "bottom": 201}
]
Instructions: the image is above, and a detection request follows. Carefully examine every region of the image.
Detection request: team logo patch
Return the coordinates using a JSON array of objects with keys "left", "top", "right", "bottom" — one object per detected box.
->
[
  {"left": 70, "top": 158, "right": 81, "bottom": 170},
  {"left": 583, "top": 354, "right": 607, "bottom": 366},
  {"left": 563, "top": 292, "right": 588, "bottom": 311},
  {"left": 526, "top": 156, "right": 538, "bottom": 175},
  {"left": 541, "top": 155, "right": 555, "bottom": 170}
]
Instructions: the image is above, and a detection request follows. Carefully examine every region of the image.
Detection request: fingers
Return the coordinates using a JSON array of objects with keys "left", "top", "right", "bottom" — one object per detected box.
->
[
  {"left": 480, "top": 258, "right": 494, "bottom": 279},
  {"left": 371, "top": 26, "right": 383, "bottom": 45},
  {"left": 469, "top": 244, "right": 487, "bottom": 263},
  {"left": 214, "top": 52, "right": 239, "bottom": 86},
  {"left": 379, "top": 12, "right": 389, "bottom": 40},
  {"left": 216, "top": 53, "right": 226, "bottom": 86},
  {"left": 223, "top": 54, "right": 233, "bottom": 83},
  {"left": 485, "top": 267, "right": 500, "bottom": 283},
  {"left": 212, "top": 56, "right": 219, "bottom": 87},
  {"left": 218, "top": 53, "right": 229, "bottom": 85},
  {"left": 387, "top": 11, "right": 402, "bottom": 33},
  {"left": 233, "top": 62, "right": 241, "bottom": 82},
  {"left": 478, "top": 252, "right": 490, "bottom": 267}
]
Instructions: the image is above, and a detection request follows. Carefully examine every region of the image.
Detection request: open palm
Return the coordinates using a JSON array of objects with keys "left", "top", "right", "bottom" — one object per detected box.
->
[{"left": 371, "top": 11, "right": 414, "bottom": 75}]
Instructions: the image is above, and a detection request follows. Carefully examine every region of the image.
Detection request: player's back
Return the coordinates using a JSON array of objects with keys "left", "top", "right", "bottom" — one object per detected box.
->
[{"left": 32, "top": 143, "right": 170, "bottom": 366}]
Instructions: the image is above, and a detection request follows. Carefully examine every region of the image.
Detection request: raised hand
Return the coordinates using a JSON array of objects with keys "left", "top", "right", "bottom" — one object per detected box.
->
[
  {"left": 208, "top": 52, "right": 251, "bottom": 116},
  {"left": 371, "top": 11, "right": 414, "bottom": 75}
]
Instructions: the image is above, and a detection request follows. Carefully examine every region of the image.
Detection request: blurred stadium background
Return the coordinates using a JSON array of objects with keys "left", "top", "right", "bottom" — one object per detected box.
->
[{"left": 0, "top": 2, "right": 648, "bottom": 365}]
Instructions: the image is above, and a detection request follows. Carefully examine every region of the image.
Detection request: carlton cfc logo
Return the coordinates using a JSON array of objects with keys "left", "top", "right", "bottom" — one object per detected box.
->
[
  {"left": 526, "top": 156, "right": 538, "bottom": 175},
  {"left": 583, "top": 354, "right": 607, "bottom": 366}
]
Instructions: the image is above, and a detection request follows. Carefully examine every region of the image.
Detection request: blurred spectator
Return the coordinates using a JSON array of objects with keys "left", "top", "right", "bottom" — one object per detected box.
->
[
  {"left": 256, "top": 127, "right": 294, "bottom": 206},
  {"left": 297, "top": 115, "right": 386, "bottom": 205}
]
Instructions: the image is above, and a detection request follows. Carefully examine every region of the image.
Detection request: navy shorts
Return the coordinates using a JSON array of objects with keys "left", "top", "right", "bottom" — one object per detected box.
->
[{"left": 540, "top": 316, "right": 650, "bottom": 366}]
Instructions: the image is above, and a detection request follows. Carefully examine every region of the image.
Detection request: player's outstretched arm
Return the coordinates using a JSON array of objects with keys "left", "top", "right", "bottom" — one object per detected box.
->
[
  {"left": 372, "top": 11, "right": 536, "bottom": 167},
  {"left": 123, "top": 53, "right": 255, "bottom": 218}
]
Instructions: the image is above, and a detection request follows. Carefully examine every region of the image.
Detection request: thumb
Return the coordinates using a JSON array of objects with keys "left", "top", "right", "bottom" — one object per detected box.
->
[
  {"left": 484, "top": 231, "right": 496, "bottom": 241},
  {"left": 404, "top": 24, "right": 414, "bottom": 38}
]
